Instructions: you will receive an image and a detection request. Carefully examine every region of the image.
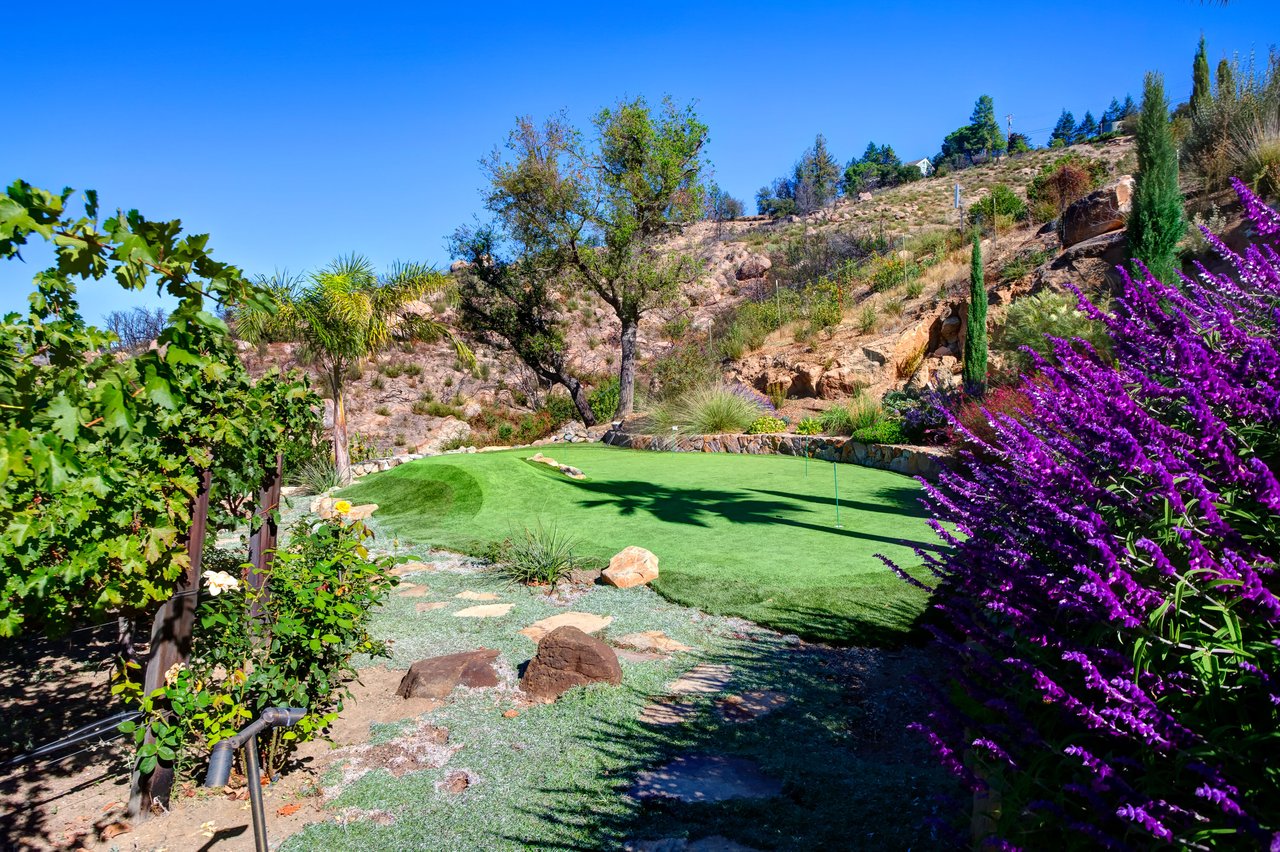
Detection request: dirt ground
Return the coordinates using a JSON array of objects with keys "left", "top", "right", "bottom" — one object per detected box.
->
[{"left": 1, "top": 664, "right": 434, "bottom": 852}]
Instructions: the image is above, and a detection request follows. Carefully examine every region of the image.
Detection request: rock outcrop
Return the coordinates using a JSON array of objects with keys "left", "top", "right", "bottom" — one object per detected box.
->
[
  {"left": 1062, "top": 176, "right": 1134, "bottom": 248},
  {"left": 602, "top": 546, "right": 660, "bottom": 588}
]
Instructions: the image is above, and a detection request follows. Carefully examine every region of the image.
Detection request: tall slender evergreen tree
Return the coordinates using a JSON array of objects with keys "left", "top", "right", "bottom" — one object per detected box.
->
[
  {"left": 963, "top": 230, "right": 988, "bottom": 394},
  {"left": 1191, "top": 35, "right": 1212, "bottom": 114},
  {"left": 1127, "top": 73, "right": 1185, "bottom": 283}
]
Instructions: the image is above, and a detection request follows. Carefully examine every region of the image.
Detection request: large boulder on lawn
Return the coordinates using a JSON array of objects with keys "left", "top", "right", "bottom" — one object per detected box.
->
[
  {"left": 520, "top": 626, "right": 622, "bottom": 702},
  {"left": 603, "top": 546, "right": 660, "bottom": 588},
  {"left": 397, "top": 649, "right": 501, "bottom": 700},
  {"left": 1062, "top": 176, "right": 1134, "bottom": 248}
]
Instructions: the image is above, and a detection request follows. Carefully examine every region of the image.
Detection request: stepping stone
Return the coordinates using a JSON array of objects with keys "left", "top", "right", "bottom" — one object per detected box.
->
[
  {"left": 454, "top": 604, "right": 513, "bottom": 618},
  {"left": 617, "top": 649, "right": 667, "bottom": 664},
  {"left": 519, "top": 612, "right": 613, "bottom": 642},
  {"left": 455, "top": 591, "right": 500, "bottom": 601},
  {"left": 415, "top": 601, "right": 448, "bottom": 613},
  {"left": 716, "top": 691, "right": 789, "bottom": 723},
  {"left": 615, "top": 631, "right": 692, "bottom": 654},
  {"left": 391, "top": 560, "right": 434, "bottom": 577},
  {"left": 668, "top": 664, "right": 733, "bottom": 695},
  {"left": 638, "top": 701, "right": 698, "bottom": 726},
  {"left": 397, "top": 585, "right": 431, "bottom": 597},
  {"left": 630, "top": 754, "right": 782, "bottom": 803}
]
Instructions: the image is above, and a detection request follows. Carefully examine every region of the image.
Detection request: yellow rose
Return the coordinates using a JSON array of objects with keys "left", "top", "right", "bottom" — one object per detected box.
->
[{"left": 333, "top": 499, "right": 352, "bottom": 515}]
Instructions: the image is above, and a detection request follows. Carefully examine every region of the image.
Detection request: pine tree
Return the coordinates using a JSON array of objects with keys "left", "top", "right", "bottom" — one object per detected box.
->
[
  {"left": 1102, "top": 98, "right": 1122, "bottom": 133},
  {"left": 1078, "top": 111, "right": 1100, "bottom": 140},
  {"left": 1050, "top": 110, "right": 1077, "bottom": 147},
  {"left": 963, "top": 230, "right": 988, "bottom": 394},
  {"left": 795, "top": 133, "right": 840, "bottom": 210},
  {"left": 969, "top": 95, "right": 1007, "bottom": 156},
  {"left": 1127, "top": 72, "right": 1185, "bottom": 283},
  {"left": 1191, "top": 35, "right": 1212, "bottom": 114},
  {"left": 1121, "top": 94, "right": 1137, "bottom": 118}
]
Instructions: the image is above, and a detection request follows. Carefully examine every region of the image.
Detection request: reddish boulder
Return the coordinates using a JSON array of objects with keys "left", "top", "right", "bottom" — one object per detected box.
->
[
  {"left": 397, "top": 649, "right": 501, "bottom": 700},
  {"left": 1062, "top": 176, "right": 1134, "bottom": 248},
  {"left": 520, "top": 626, "right": 622, "bottom": 702}
]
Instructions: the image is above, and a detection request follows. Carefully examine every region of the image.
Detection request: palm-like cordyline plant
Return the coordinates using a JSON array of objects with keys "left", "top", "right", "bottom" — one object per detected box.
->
[{"left": 238, "top": 254, "right": 472, "bottom": 483}]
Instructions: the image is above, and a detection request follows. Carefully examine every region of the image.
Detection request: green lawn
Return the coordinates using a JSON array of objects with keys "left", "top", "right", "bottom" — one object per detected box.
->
[{"left": 338, "top": 445, "right": 938, "bottom": 644}]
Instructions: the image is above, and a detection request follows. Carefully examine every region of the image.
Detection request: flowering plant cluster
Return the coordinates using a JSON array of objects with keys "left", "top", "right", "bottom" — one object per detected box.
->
[
  {"left": 117, "top": 512, "right": 397, "bottom": 781},
  {"left": 888, "top": 179, "right": 1280, "bottom": 848}
]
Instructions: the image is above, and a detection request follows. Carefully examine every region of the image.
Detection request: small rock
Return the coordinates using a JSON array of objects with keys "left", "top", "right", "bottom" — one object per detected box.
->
[
  {"left": 519, "top": 626, "right": 622, "bottom": 703},
  {"left": 603, "top": 546, "right": 660, "bottom": 589},
  {"left": 519, "top": 611, "right": 614, "bottom": 643},
  {"left": 502, "top": 709, "right": 520, "bottom": 718},
  {"left": 454, "top": 604, "right": 514, "bottom": 618},
  {"left": 397, "top": 650, "right": 501, "bottom": 700},
  {"left": 567, "top": 568, "right": 603, "bottom": 585},
  {"left": 455, "top": 591, "right": 500, "bottom": 601},
  {"left": 344, "top": 503, "right": 378, "bottom": 521},
  {"left": 391, "top": 560, "right": 434, "bottom": 577},
  {"left": 558, "top": 465, "right": 587, "bottom": 480}
]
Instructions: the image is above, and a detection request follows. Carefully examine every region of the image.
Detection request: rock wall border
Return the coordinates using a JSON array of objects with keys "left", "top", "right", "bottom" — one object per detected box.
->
[{"left": 600, "top": 429, "right": 946, "bottom": 481}]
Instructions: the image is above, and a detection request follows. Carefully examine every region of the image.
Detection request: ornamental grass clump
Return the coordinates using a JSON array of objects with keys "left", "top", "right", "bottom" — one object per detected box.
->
[
  {"left": 885, "top": 179, "right": 1280, "bottom": 848},
  {"left": 653, "top": 383, "right": 766, "bottom": 434}
]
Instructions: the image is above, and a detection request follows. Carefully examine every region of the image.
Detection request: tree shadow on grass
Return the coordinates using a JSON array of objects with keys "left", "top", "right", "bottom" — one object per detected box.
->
[
  {"left": 498, "top": 619, "right": 956, "bottom": 851},
  {"left": 558, "top": 478, "right": 945, "bottom": 554}
]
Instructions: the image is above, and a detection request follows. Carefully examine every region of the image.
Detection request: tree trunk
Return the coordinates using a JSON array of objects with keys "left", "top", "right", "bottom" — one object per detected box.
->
[
  {"left": 616, "top": 318, "right": 639, "bottom": 419},
  {"left": 332, "top": 367, "right": 351, "bottom": 485},
  {"left": 129, "top": 468, "right": 211, "bottom": 818},
  {"left": 562, "top": 375, "right": 597, "bottom": 426}
]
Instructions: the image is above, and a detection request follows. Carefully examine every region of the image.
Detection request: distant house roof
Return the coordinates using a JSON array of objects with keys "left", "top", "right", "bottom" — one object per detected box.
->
[{"left": 908, "top": 157, "right": 934, "bottom": 174}]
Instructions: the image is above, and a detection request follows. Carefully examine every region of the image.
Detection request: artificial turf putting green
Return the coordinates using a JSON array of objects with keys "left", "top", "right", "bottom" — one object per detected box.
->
[{"left": 338, "top": 444, "right": 938, "bottom": 644}]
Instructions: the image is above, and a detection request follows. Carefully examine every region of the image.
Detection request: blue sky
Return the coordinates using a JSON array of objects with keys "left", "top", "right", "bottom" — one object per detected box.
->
[{"left": 3, "top": 0, "right": 1274, "bottom": 320}]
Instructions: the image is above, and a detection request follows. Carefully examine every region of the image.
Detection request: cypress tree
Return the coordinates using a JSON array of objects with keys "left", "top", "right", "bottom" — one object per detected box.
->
[
  {"left": 1127, "top": 73, "right": 1185, "bottom": 283},
  {"left": 963, "top": 230, "right": 988, "bottom": 394},
  {"left": 1191, "top": 36, "right": 1212, "bottom": 114},
  {"left": 1217, "top": 57, "right": 1236, "bottom": 105}
]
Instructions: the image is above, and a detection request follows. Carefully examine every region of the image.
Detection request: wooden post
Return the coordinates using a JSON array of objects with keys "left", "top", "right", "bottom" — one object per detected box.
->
[
  {"left": 246, "top": 452, "right": 283, "bottom": 627},
  {"left": 129, "top": 468, "right": 212, "bottom": 818}
]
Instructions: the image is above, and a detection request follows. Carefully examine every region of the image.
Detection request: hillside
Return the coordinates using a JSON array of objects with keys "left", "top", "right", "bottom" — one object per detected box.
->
[{"left": 243, "top": 136, "right": 1138, "bottom": 454}]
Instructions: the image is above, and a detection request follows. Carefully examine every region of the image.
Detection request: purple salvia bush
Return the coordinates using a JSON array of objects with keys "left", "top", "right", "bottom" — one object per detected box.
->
[{"left": 885, "top": 180, "right": 1280, "bottom": 849}]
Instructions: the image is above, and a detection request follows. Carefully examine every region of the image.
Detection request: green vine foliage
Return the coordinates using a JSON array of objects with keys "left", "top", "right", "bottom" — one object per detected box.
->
[
  {"left": 0, "top": 180, "right": 318, "bottom": 637},
  {"left": 116, "top": 514, "right": 397, "bottom": 779}
]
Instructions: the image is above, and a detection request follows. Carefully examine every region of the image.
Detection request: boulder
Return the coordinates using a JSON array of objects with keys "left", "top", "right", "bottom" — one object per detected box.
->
[
  {"left": 397, "top": 649, "right": 501, "bottom": 700},
  {"left": 603, "top": 546, "right": 660, "bottom": 588},
  {"left": 520, "top": 626, "right": 622, "bottom": 702},
  {"left": 815, "top": 367, "right": 869, "bottom": 399},
  {"left": 1062, "top": 175, "right": 1134, "bottom": 248},
  {"left": 857, "top": 192, "right": 874, "bottom": 202},
  {"left": 789, "top": 362, "right": 825, "bottom": 397},
  {"left": 734, "top": 254, "right": 772, "bottom": 281}
]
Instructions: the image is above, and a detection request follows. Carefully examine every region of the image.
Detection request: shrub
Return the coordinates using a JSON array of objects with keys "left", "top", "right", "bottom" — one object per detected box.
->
[
  {"left": 766, "top": 382, "right": 788, "bottom": 410},
  {"left": 370, "top": 376, "right": 385, "bottom": 390},
  {"left": 795, "top": 417, "right": 822, "bottom": 435},
  {"left": 489, "top": 524, "right": 583, "bottom": 586},
  {"left": 654, "top": 383, "right": 765, "bottom": 434},
  {"left": 540, "top": 392, "right": 578, "bottom": 426},
  {"left": 496, "top": 423, "right": 515, "bottom": 442},
  {"left": 968, "top": 183, "right": 1027, "bottom": 228},
  {"left": 819, "top": 394, "right": 884, "bottom": 436},
  {"left": 650, "top": 341, "right": 721, "bottom": 400},
  {"left": 413, "top": 400, "right": 462, "bottom": 418},
  {"left": 868, "top": 254, "right": 917, "bottom": 292},
  {"left": 1027, "top": 152, "right": 1109, "bottom": 223},
  {"left": 998, "top": 290, "right": 1111, "bottom": 369},
  {"left": 374, "top": 405, "right": 391, "bottom": 416},
  {"left": 746, "top": 416, "right": 787, "bottom": 434},
  {"left": 381, "top": 362, "right": 404, "bottom": 379},
  {"left": 587, "top": 377, "right": 620, "bottom": 422},
  {"left": 848, "top": 420, "right": 905, "bottom": 444},
  {"left": 118, "top": 514, "right": 397, "bottom": 781},
  {"left": 883, "top": 387, "right": 958, "bottom": 445},
  {"left": 402, "top": 363, "right": 423, "bottom": 378},
  {"left": 885, "top": 181, "right": 1280, "bottom": 847},
  {"left": 856, "top": 305, "right": 878, "bottom": 334}
]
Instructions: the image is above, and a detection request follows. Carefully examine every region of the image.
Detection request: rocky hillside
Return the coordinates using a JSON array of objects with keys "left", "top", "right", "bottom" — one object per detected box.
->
[{"left": 245, "top": 136, "right": 1139, "bottom": 452}]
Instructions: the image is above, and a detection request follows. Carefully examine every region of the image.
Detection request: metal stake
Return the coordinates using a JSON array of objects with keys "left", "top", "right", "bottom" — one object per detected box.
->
[{"left": 833, "top": 463, "right": 842, "bottom": 528}]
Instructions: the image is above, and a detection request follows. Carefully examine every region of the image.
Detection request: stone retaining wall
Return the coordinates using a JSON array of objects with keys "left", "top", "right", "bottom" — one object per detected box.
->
[{"left": 601, "top": 429, "right": 947, "bottom": 481}]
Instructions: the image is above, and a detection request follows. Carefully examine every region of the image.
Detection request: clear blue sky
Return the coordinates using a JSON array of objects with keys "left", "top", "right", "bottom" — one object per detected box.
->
[{"left": 3, "top": 0, "right": 1274, "bottom": 321}]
